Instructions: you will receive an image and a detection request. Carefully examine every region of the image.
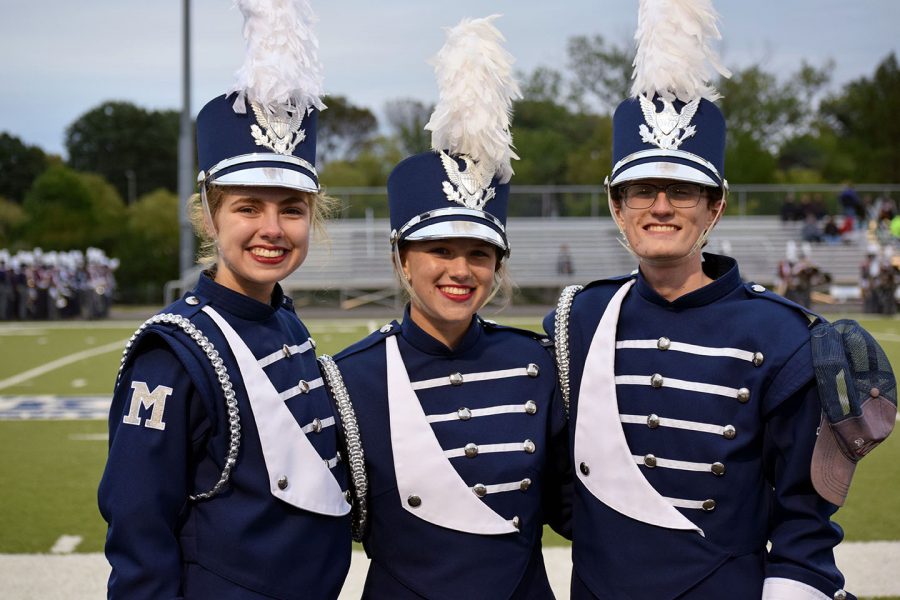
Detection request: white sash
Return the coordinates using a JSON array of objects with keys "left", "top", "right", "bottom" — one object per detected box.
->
[
  {"left": 573, "top": 281, "right": 703, "bottom": 534},
  {"left": 385, "top": 336, "right": 517, "bottom": 535},
  {"left": 203, "top": 306, "right": 349, "bottom": 516}
]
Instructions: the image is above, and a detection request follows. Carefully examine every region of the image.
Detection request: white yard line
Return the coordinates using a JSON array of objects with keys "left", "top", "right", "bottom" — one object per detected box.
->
[
  {"left": 0, "top": 340, "right": 126, "bottom": 391},
  {"left": 49, "top": 536, "right": 82, "bottom": 555},
  {"left": 1, "top": 542, "right": 899, "bottom": 599}
]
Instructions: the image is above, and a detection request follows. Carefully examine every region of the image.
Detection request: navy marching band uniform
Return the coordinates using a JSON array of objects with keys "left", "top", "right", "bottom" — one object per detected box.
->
[
  {"left": 98, "top": 3, "right": 353, "bottom": 596},
  {"left": 99, "top": 276, "right": 351, "bottom": 599},
  {"left": 332, "top": 310, "right": 568, "bottom": 600},
  {"left": 316, "top": 16, "right": 570, "bottom": 599},
  {"left": 545, "top": 254, "right": 849, "bottom": 599}
]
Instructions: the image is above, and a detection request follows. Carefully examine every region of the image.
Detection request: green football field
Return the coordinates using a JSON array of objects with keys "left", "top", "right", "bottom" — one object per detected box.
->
[{"left": 1, "top": 313, "right": 899, "bottom": 564}]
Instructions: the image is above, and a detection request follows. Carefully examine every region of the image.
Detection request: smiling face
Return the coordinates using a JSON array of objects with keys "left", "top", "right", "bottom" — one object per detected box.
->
[
  {"left": 612, "top": 178, "right": 723, "bottom": 270},
  {"left": 209, "top": 186, "right": 312, "bottom": 303},
  {"left": 400, "top": 238, "right": 499, "bottom": 348}
]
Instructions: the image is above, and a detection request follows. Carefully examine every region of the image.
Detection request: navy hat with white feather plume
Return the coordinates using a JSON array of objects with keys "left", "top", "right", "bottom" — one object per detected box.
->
[
  {"left": 196, "top": 0, "right": 324, "bottom": 193},
  {"left": 608, "top": 0, "right": 731, "bottom": 190},
  {"left": 388, "top": 15, "right": 522, "bottom": 257}
]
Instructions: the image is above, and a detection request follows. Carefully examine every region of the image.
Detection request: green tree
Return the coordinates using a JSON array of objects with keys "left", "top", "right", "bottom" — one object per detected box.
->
[
  {"left": 65, "top": 101, "right": 180, "bottom": 202},
  {"left": 566, "top": 34, "right": 634, "bottom": 113},
  {"left": 0, "top": 133, "right": 49, "bottom": 204},
  {"left": 384, "top": 99, "right": 433, "bottom": 156},
  {"left": 115, "top": 189, "right": 180, "bottom": 303},
  {"left": 819, "top": 53, "right": 900, "bottom": 182},
  {"left": 22, "top": 165, "right": 99, "bottom": 249},
  {"left": 0, "top": 196, "right": 26, "bottom": 247},
  {"left": 80, "top": 173, "right": 127, "bottom": 252},
  {"left": 316, "top": 96, "right": 378, "bottom": 164}
]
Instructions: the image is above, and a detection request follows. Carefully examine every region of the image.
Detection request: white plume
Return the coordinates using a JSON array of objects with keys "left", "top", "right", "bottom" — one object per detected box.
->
[
  {"left": 425, "top": 15, "right": 522, "bottom": 184},
  {"left": 228, "top": 0, "right": 325, "bottom": 114},
  {"left": 630, "top": 0, "right": 732, "bottom": 102}
]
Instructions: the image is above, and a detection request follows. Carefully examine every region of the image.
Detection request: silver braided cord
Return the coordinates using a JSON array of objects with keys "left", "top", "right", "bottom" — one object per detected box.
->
[
  {"left": 117, "top": 313, "right": 241, "bottom": 502},
  {"left": 554, "top": 285, "right": 583, "bottom": 419},
  {"left": 318, "top": 354, "right": 369, "bottom": 541}
]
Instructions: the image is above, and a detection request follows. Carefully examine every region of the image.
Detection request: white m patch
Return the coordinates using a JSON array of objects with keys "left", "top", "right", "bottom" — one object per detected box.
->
[{"left": 122, "top": 381, "right": 172, "bottom": 431}]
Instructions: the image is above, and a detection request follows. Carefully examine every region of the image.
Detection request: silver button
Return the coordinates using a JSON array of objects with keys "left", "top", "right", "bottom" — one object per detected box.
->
[
  {"left": 449, "top": 372, "right": 464, "bottom": 386},
  {"left": 473, "top": 484, "right": 487, "bottom": 498},
  {"left": 311, "top": 418, "right": 322, "bottom": 433},
  {"left": 833, "top": 590, "right": 847, "bottom": 600},
  {"left": 650, "top": 373, "right": 664, "bottom": 388},
  {"left": 282, "top": 344, "right": 292, "bottom": 358},
  {"left": 277, "top": 475, "right": 289, "bottom": 490},
  {"left": 580, "top": 462, "right": 590, "bottom": 476},
  {"left": 702, "top": 499, "right": 716, "bottom": 511},
  {"left": 751, "top": 284, "right": 766, "bottom": 293},
  {"left": 722, "top": 425, "right": 737, "bottom": 440},
  {"left": 643, "top": 454, "right": 657, "bottom": 468},
  {"left": 657, "top": 337, "right": 671, "bottom": 350},
  {"left": 379, "top": 323, "right": 393, "bottom": 333},
  {"left": 309, "top": 338, "right": 317, "bottom": 349},
  {"left": 185, "top": 296, "right": 199, "bottom": 306},
  {"left": 520, "top": 478, "right": 532, "bottom": 491},
  {"left": 736, "top": 387, "right": 750, "bottom": 403},
  {"left": 523, "top": 439, "right": 536, "bottom": 454},
  {"left": 298, "top": 380, "right": 310, "bottom": 394},
  {"left": 407, "top": 495, "right": 422, "bottom": 507},
  {"left": 389, "top": 229, "right": 399, "bottom": 245},
  {"left": 344, "top": 490, "right": 352, "bottom": 503},
  {"left": 512, "top": 516, "right": 520, "bottom": 529},
  {"left": 647, "top": 414, "right": 660, "bottom": 429},
  {"left": 464, "top": 443, "right": 479, "bottom": 458},
  {"left": 752, "top": 352, "right": 764, "bottom": 367},
  {"left": 524, "top": 400, "right": 538, "bottom": 415},
  {"left": 711, "top": 462, "right": 726, "bottom": 476},
  {"left": 457, "top": 407, "right": 472, "bottom": 420},
  {"left": 526, "top": 363, "right": 540, "bottom": 377}
]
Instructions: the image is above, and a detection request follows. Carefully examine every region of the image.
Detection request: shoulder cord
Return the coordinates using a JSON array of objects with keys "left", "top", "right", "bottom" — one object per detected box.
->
[
  {"left": 554, "top": 285, "right": 583, "bottom": 419},
  {"left": 318, "top": 354, "right": 369, "bottom": 541},
  {"left": 117, "top": 313, "right": 240, "bottom": 502}
]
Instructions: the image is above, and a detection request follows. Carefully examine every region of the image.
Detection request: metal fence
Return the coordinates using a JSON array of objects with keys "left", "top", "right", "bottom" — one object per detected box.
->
[{"left": 327, "top": 184, "right": 900, "bottom": 219}]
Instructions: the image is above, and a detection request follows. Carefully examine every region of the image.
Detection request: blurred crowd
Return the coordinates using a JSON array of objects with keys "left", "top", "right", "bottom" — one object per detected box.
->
[
  {"left": 775, "top": 241, "right": 832, "bottom": 309},
  {"left": 0, "top": 247, "right": 118, "bottom": 321},
  {"left": 780, "top": 184, "right": 898, "bottom": 247},
  {"left": 860, "top": 243, "right": 899, "bottom": 315}
]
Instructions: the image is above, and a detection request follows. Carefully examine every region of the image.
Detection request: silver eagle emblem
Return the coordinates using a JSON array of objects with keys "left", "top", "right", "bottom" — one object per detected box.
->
[
  {"left": 250, "top": 102, "right": 307, "bottom": 155},
  {"left": 439, "top": 151, "right": 496, "bottom": 209},
  {"left": 638, "top": 94, "right": 700, "bottom": 150}
]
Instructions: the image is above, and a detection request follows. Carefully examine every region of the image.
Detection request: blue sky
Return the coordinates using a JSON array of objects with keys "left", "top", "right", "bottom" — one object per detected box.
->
[{"left": 2, "top": 0, "right": 897, "bottom": 156}]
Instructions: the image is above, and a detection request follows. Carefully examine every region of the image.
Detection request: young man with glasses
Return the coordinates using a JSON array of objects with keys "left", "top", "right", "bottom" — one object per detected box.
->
[{"left": 544, "top": 1, "right": 851, "bottom": 598}]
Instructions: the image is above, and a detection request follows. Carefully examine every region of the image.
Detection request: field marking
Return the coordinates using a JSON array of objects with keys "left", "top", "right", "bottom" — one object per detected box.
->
[
  {"left": 49, "top": 535, "right": 82, "bottom": 554},
  {"left": 0, "top": 340, "right": 127, "bottom": 392},
  {"left": 1, "top": 542, "right": 899, "bottom": 599}
]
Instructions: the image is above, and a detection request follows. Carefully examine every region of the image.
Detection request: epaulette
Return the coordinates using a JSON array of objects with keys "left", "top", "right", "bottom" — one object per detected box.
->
[
  {"left": 742, "top": 282, "right": 822, "bottom": 327},
  {"left": 478, "top": 317, "right": 553, "bottom": 348},
  {"left": 333, "top": 320, "right": 401, "bottom": 362}
]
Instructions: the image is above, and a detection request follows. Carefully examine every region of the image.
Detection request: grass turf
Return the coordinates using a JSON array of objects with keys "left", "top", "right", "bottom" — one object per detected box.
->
[{"left": 0, "top": 313, "right": 898, "bottom": 556}]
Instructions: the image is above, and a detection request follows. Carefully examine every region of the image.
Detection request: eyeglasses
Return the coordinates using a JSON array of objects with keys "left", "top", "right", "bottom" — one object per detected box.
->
[{"left": 619, "top": 183, "right": 707, "bottom": 209}]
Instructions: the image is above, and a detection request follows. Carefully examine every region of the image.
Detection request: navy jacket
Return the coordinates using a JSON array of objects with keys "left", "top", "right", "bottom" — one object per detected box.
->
[
  {"left": 99, "top": 274, "right": 351, "bottom": 599},
  {"left": 333, "top": 309, "right": 570, "bottom": 600},
  {"left": 544, "top": 254, "right": 850, "bottom": 600}
]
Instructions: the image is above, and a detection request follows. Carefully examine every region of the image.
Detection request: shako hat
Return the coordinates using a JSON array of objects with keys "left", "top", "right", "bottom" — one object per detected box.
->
[
  {"left": 608, "top": 0, "right": 731, "bottom": 190},
  {"left": 389, "top": 15, "right": 521, "bottom": 257},
  {"left": 196, "top": 0, "right": 325, "bottom": 193}
]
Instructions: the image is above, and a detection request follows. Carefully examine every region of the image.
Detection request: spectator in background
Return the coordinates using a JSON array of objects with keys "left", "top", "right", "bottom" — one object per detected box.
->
[
  {"left": 839, "top": 182, "right": 862, "bottom": 225},
  {"left": 557, "top": 243, "right": 575, "bottom": 275},
  {"left": 780, "top": 192, "right": 801, "bottom": 223},
  {"left": 801, "top": 213, "right": 823, "bottom": 243},
  {"left": 811, "top": 193, "right": 828, "bottom": 220},
  {"left": 822, "top": 216, "right": 841, "bottom": 245}
]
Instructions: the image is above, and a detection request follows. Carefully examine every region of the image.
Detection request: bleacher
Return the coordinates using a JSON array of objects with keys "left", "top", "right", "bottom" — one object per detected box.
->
[
  {"left": 165, "top": 216, "right": 871, "bottom": 307},
  {"left": 292, "top": 216, "right": 867, "bottom": 301}
]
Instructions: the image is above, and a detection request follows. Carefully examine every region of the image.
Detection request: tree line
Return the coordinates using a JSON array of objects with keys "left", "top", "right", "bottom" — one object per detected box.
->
[{"left": 1, "top": 36, "right": 897, "bottom": 302}]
